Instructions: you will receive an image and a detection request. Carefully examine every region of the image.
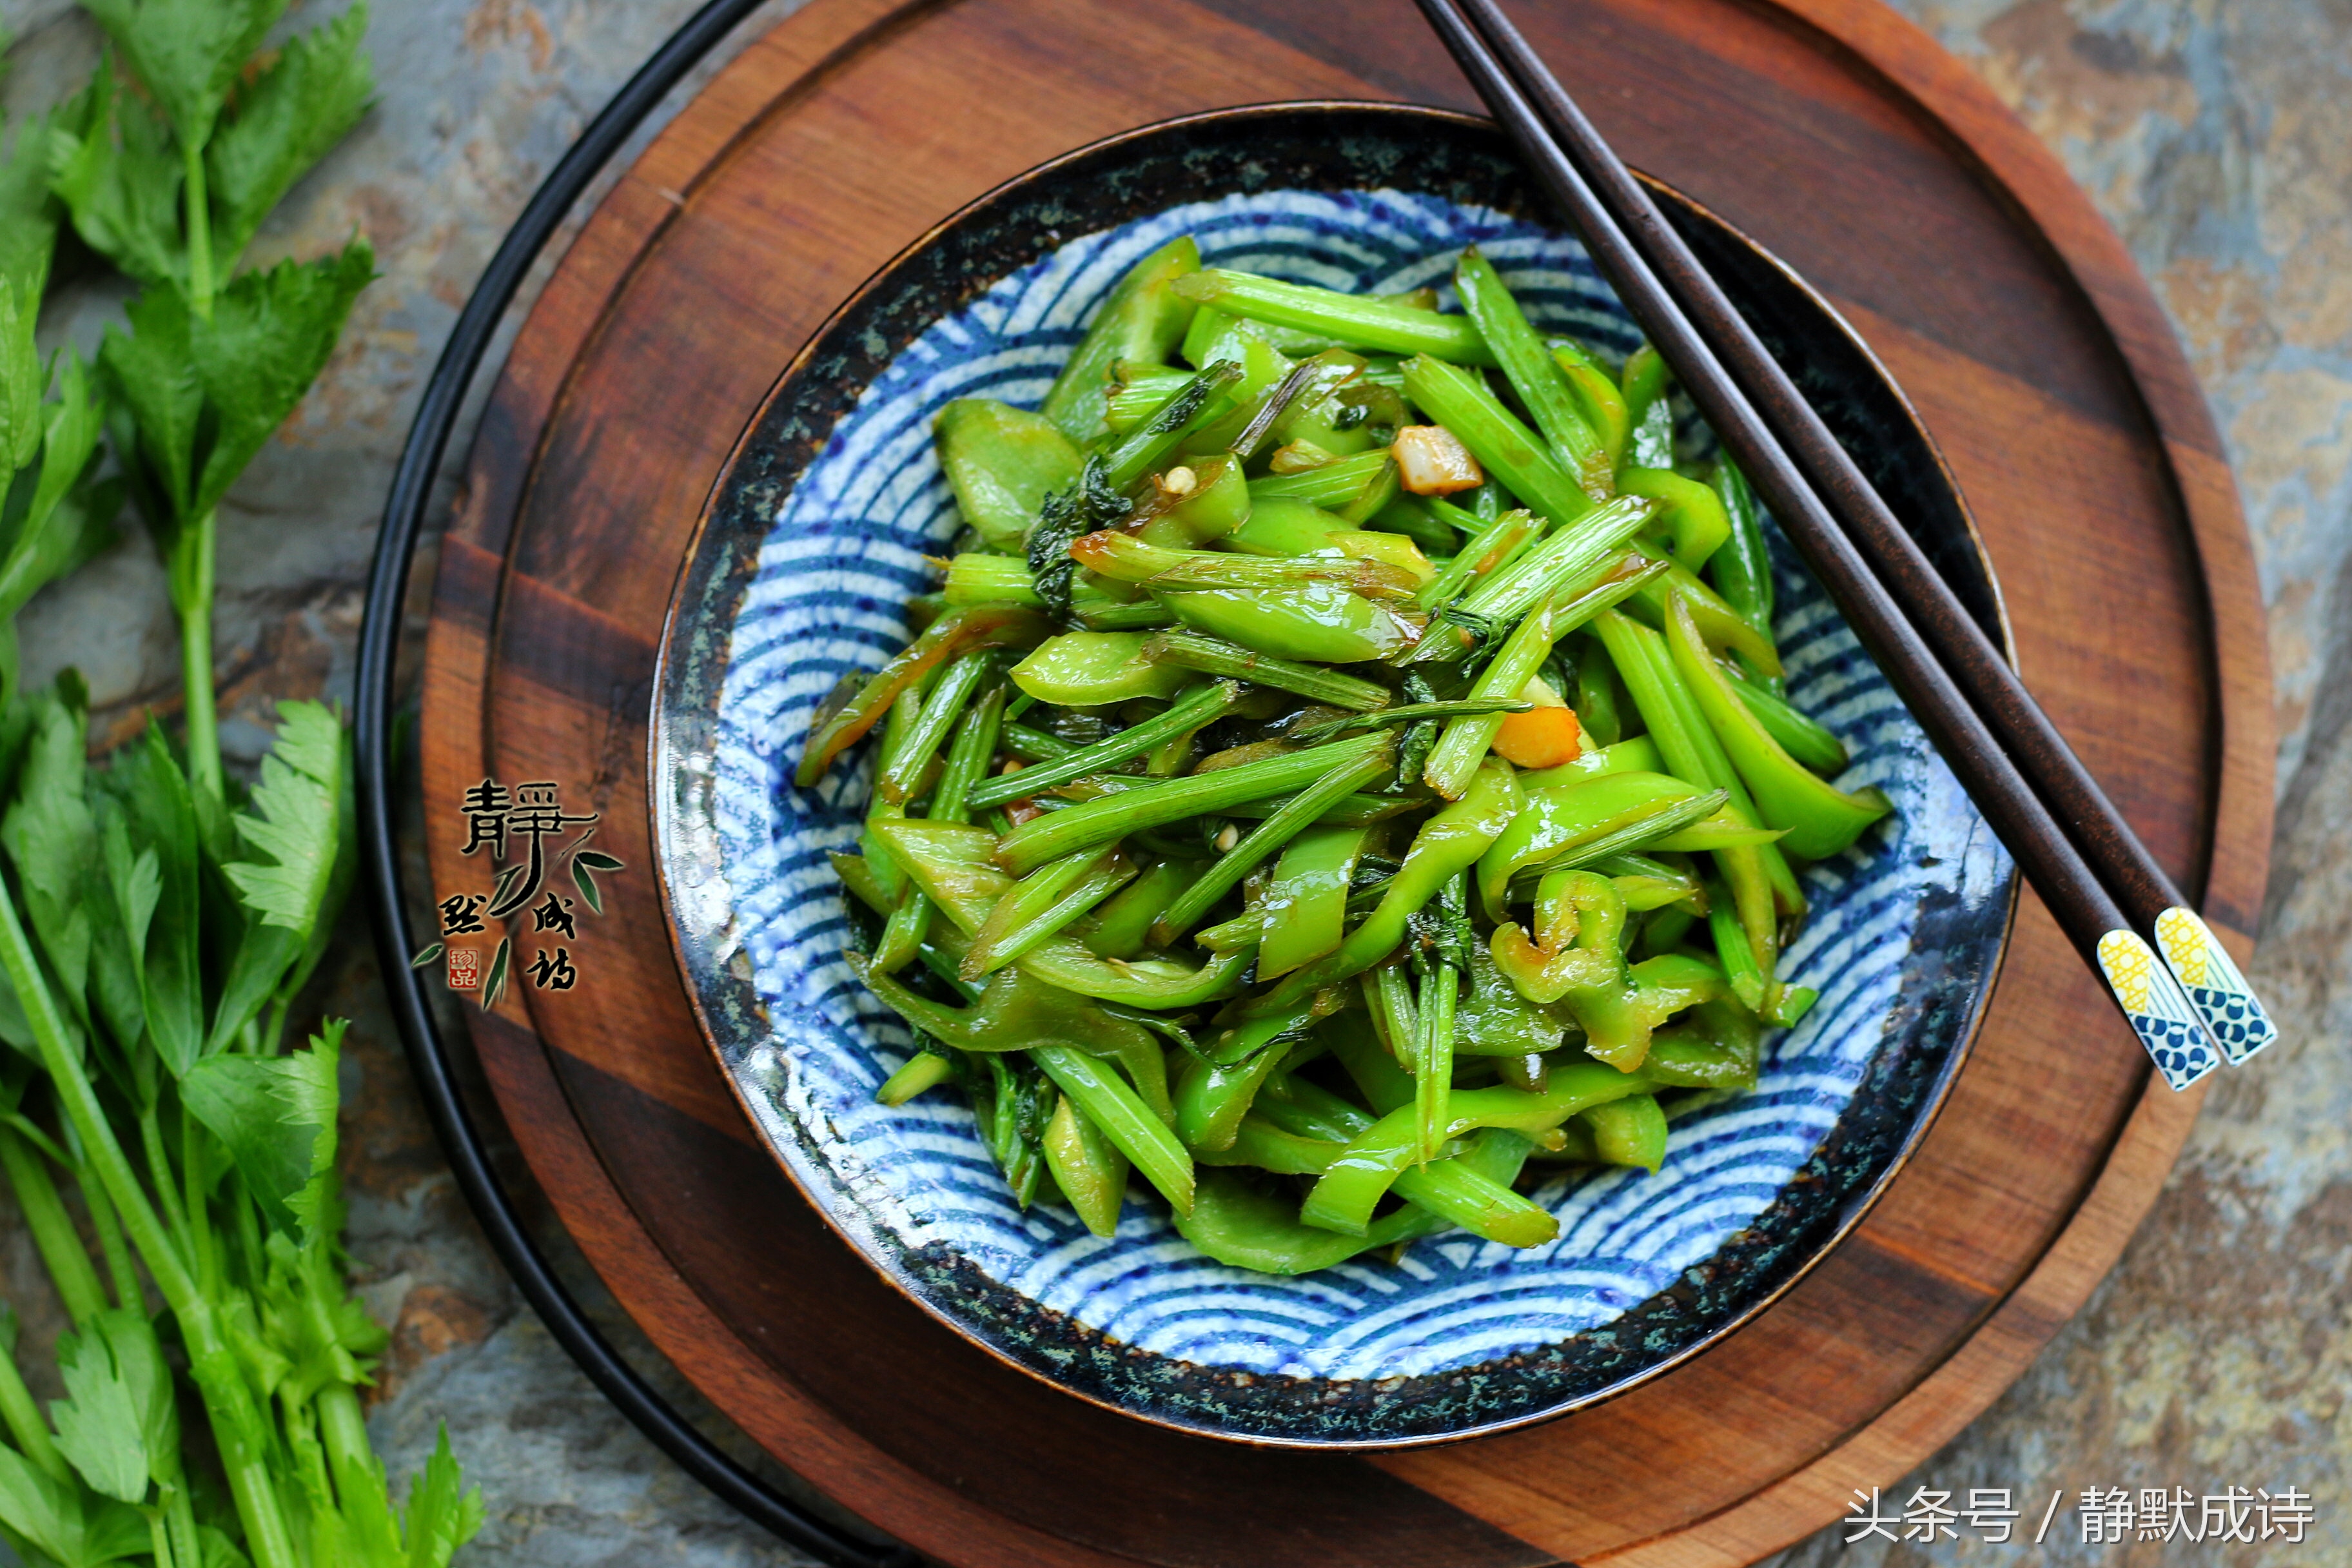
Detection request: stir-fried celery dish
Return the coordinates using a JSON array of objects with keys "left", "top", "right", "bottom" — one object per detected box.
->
[{"left": 804, "top": 237, "right": 1892, "bottom": 1275}]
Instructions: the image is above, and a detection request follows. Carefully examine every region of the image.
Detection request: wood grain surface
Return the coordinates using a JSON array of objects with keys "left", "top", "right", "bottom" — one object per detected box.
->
[{"left": 416, "top": 0, "right": 2273, "bottom": 1562}]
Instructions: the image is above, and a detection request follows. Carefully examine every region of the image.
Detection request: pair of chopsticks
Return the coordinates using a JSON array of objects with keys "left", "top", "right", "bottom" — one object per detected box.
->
[{"left": 1413, "top": 0, "right": 2277, "bottom": 1090}]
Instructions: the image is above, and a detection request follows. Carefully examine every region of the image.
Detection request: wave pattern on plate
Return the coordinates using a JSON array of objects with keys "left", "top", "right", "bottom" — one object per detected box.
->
[{"left": 705, "top": 188, "right": 2006, "bottom": 1382}]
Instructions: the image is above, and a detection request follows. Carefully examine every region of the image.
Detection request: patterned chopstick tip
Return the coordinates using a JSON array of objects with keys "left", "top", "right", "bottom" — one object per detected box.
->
[
  {"left": 2153, "top": 906, "right": 2278, "bottom": 1066},
  {"left": 2095, "top": 931, "right": 2219, "bottom": 1092}
]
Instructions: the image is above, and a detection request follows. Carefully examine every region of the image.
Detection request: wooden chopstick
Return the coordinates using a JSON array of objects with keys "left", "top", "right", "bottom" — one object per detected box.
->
[
  {"left": 1414, "top": 0, "right": 2274, "bottom": 1088},
  {"left": 1440, "top": 0, "right": 2278, "bottom": 1078}
]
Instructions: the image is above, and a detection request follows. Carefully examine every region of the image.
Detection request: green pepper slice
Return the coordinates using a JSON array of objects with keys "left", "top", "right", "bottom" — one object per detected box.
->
[
  {"left": 1158, "top": 582, "right": 1422, "bottom": 667},
  {"left": 1173, "top": 1039, "right": 1304, "bottom": 1155},
  {"left": 1043, "top": 1092, "right": 1128, "bottom": 1237},
  {"left": 1133, "top": 453, "right": 1253, "bottom": 547},
  {"left": 1549, "top": 337, "right": 1631, "bottom": 473},
  {"left": 1620, "top": 343, "right": 1675, "bottom": 472},
  {"left": 1642, "top": 997, "right": 1762, "bottom": 1089},
  {"left": 1244, "top": 758, "right": 1522, "bottom": 1015},
  {"left": 800, "top": 606, "right": 1054, "bottom": 788},
  {"left": 1255, "top": 825, "right": 1371, "bottom": 980},
  {"left": 1617, "top": 466, "right": 1731, "bottom": 573},
  {"left": 1253, "top": 1077, "right": 1560, "bottom": 1249},
  {"left": 1081, "top": 859, "right": 1200, "bottom": 960},
  {"left": 1175, "top": 1168, "right": 1445, "bottom": 1274},
  {"left": 1665, "top": 590, "right": 1890, "bottom": 859},
  {"left": 1456, "top": 938, "right": 1574, "bottom": 1056},
  {"left": 1582, "top": 1094, "right": 1668, "bottom": 1172},
  {"left": 935, "top": 399, "right": 1084, "bottom": 551},
  {"left": 1009, "top": 630, "right": 1194, "bottom": 707},
  {"left": 1516, "top": 734, "right": 1661, "bottom": 790},
  {"left": 1298, "top": 1065, "right": 1653, "bottom": 1236},
  {"left": 1476, "top": 772, "right": 1725, "bottom": 917},
  {"left": 1040, "top": 235, "right": 1199, "bottom": 446},
  {"left": 851, "top": 954, "right": 1153, "bottom": 1061}
]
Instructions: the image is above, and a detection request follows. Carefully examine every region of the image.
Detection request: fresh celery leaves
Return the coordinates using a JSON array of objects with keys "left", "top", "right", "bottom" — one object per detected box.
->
[
  {"left": 93, "top": 281, "right": 199, "bottom": 529},
  {"left": 1, "top": 694, "right": 101, "bottom": 1028},
  {"left": 0, "top": 5, "right": 484, "bottom": 1562},
  {"left": 0, "top": 277, "right": 39, "bottom": 473},
  {"left": 61, "top": 1, "right": 373, "bottom": 292},
  {"left": 0, "top": 110, "right": 59, "bottom": 305},
  {"left": 0, "top": 1442, "right": 150, "bottom": 1567},
  {"left": 181, "top": 1023, "right": 336, "bottom": 1233},
  {"left": 101, "top": 244, "right": 375, "bottom": 540},
  {"left": 49, "top": 70, "right": 186, "bottom": 289},
  {"left": 210, "top": 700, "right": 351, "bottom": 1052},
  {"left": 224, "top": 698, "right": 339, "bottom": 931},
  {"left": 55, "top": 0, "right": 378, "bottom": 825},
  {"left": 1, "top": 355, "right": 120, "bottom": 623},
  {"left": 403, "top": 1427, "right": 489, "bottom": 1568},
  {"left": 80, "top": 0, "right": 287, "bottom": 150},
  {"left": 50, "top": 1309, "right": 179, "bottom": 1505},
  {"left": 182, "top": 246, "right": 373, "bottom": 513},
  {"left": 208, "top": 3, "right": 375, "bottom": 262},
  {"left": 107, "top": 724, "right": 202, "bottom": 1073}
]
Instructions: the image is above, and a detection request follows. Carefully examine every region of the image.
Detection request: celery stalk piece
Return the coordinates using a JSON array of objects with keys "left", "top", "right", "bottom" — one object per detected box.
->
[
  {"left": 994, "top": 734, "right": 1393, "bottom": 876},
  {"left": 965, "top": 680, "right": 1238, "bottom": 811},
  {"left": 1175, "top": 270, "right": 1499, "bottom": 366},
  {"left": 1141, "top": 631, "right": 1391, "bottom": 710},
  {"left": 1455, "top": 248, "right": 1611, "bottom": 499},
  {"left": 943, "top": 553, "right": 1045, "bottom": 608},
  {"left": 1148, "top": 749, "right": 1393, "bottom": 945},
  {"left": 1032, "top": 1045, "right": 1195, "bottom": 1214},
  {"left": 1401, "top": 354, "right": 1592, "bottom": 528}
]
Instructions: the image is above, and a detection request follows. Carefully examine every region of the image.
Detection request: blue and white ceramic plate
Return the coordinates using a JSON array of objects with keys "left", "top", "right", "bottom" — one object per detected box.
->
[{"left": 652, "top": 104, "right": 2017, "bottom": 1447}]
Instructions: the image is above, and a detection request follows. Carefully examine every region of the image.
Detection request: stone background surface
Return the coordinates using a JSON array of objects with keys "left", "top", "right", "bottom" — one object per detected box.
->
[{"left": 1, "top": 0, "right": 2345, "bottom": 1563}]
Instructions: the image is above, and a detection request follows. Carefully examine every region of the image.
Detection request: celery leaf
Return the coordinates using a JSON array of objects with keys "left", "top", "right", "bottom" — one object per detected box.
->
[
  {"left": 400, "top": 1424, "right": 485, "bottom": 1568},
  {"left": 0, "top": 353, "right": 120, "bottom": 623},
  {"left": 1, "top": 691, "right": 97, "bottom": 1021},
  {"left": 0, "top": 277, "right": 38, "bottom": 474},
  {"left": 0, "top": 105, "right": 58, "bottom": 305},
  {"left": 47, "top": 70, "right": 186, "bottom": 289},
  {"left": 186, "top": 243, "right": 374, "bottom": 519},
  {"left": 208, "top": 4, "right": 374, "bottom": 266},
  {"left": 181, "top": 1024, "right": 337, "bottom": 1233},
  {"left": 80, "top": 0, "right": 286, "bottom": 148},
  {"left": 0, "top": 1442, "right": 151, "bottom": 1567},
  {"left": 104, "top": 723, "right": 203, "bottom": 1075},
  {"left": 97, "top": 281, "right": 201, "bottom": 525},
  {"left": 223, "top": 698, "right": 340, "bottom": 933},
  {"left": 50, "top": 1309, "right": 178, "bottom": 1504},
  {"left": 103, "top": 242, "right": 375, "bottom": 545}
]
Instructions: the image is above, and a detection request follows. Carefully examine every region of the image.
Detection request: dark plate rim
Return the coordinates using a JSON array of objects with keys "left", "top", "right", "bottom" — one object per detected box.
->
[{"left": 647, "top": 99, "right": 2022, "bottom": 1451}]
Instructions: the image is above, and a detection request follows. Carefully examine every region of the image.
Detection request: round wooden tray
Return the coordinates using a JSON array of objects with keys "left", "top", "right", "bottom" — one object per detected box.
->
[{"left": 417, "top": 1, "right": 2273, "bottom": 1562}]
